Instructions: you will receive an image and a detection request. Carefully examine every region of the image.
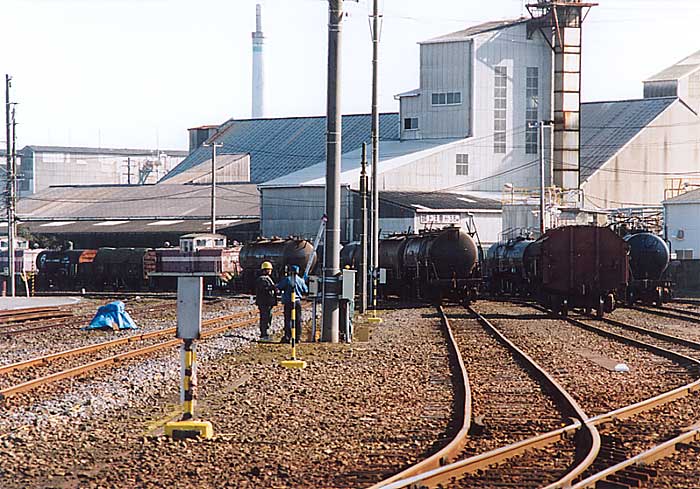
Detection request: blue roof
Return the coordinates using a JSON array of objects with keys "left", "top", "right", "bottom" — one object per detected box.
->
[
  {"left": 163, "top": 113, "right": 400, "bottom": 184},
  {"left": 580, "top": 97, "right": 677, "bottom": 181}
]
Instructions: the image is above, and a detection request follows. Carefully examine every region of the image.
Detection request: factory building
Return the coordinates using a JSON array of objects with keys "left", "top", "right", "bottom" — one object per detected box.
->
[
  {"left": 18, "top": 146, "right": 188, "bottom": 196},
  {"left": 664, "top": 189, "right": 700, "bottom": 261},
  {"left": 260, "top": 18, "right": 700, "bottom": 242},
  {"left": 14, "top": 183, "right": 260, "bottom": 248}
]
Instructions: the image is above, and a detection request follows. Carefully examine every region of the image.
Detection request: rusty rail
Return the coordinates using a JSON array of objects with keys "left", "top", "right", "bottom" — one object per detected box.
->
[
  {"left": 374, "top": 306, "right": 601, "bottom": 489},
  {"left": 570, "top": 426, "right": 700, "bottom": 488},
  {"left": 367, "top": 306, "right": 472, "bottom": 488},
  {"left": 379, "top": 301, "right": 700, "bottom": 488},
  {"left": 0, "top": 307, "right": 73, "bottom": 325},
  {"left": 0, "top": 308, "right": 259, "bottom": 376},
  {"left": 628, "top": 304, "right": 700, "bottom": 325},
  {"left": 0, "top": 315, "right": 259, "bottom": 399}
]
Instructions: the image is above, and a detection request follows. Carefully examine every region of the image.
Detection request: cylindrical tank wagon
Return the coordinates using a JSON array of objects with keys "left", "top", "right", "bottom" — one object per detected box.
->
[
  {"left": 624, "top": 232, "right": 672, "bottom": 305},
  {"left": 239, "top": 238, "right": 316, "bottom": 292}
]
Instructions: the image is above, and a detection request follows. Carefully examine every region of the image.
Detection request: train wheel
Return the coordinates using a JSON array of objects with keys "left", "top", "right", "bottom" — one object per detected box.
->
[
  {"left": 604, "top": 294, "right": 615, "bottom": 313},
  {"left": 655, "top": 288, "right": 663, "bottom": 306},
  {"left": 596, "top": 297, "right": 605, "bottom": 318},
  {"left": 560, "top": 300, "right": 568, "bottom": 317}
]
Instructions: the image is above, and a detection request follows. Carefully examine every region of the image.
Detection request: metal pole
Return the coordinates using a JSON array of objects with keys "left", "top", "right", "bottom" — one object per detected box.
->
[
  {"left": 5, "top": 75, "right": 15, "bottom": 297},
  {"left": 322, "top": 0, "right": 343, "bottom": 343},
  {"left": 359, "top": 143, "right": 368, "bottom": 313},
  {"left": 203, "top": 142, "right": 223, "bottom": 234},
  {"left": 538, "top": 120, "right": 553, "bottom": 235},
  {"left": 539, "top": 122, "right": 545, "bottom": 235},
  {"left": 370, "top": 0, "right": 381, "bottom": 303}
]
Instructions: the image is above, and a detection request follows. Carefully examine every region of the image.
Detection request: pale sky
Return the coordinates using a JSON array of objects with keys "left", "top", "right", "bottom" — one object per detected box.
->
[{"left": 2, "top": 0, "right": 699, "bottom": 151}]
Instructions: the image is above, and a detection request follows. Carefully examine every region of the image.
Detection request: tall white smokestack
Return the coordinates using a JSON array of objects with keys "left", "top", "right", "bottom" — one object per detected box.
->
[{"left": 251, "top": 4, "right": 265, "bottom": 118}]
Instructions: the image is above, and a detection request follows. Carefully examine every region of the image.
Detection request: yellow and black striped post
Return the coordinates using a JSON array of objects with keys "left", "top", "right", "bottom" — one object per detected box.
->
[
  {"left": 281, "top": 289, "right": 306, "bottom": 369},
  {"left": 368, "top": 274, "right": 382, "bottom": 324},
  {"left": 182, "top": 339, "right": 195, "bottom": 420}
]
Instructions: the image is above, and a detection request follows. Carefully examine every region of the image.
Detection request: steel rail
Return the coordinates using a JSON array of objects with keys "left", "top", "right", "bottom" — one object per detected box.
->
[
  {"left": 649, "top": 303, "right": 700, "bottom": 319},
  {"left": 570, "top": 426, "right": 700, "bottom": 489},
  {"left": 0, "top": 309, "right": 258, "bottom": 376},
  {"left": 627, "top": 304, "right": 700, "bottom": 325},
  {"left": 0, "top": 310, "right": 73, "bottom": 325},
  {"left": 366, "top": 306, "right": 472, "bottom": 489},
  {"left": 375, "top": 306, "right": 601, "bottom": 489},
  {"left": 0, "top": 316, "right": 259, "bottom": 399}
]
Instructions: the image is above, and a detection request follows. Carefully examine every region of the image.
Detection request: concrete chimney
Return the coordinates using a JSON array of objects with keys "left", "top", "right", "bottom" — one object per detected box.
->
[{"left": 251, "top": 4, "right": 265, "bottom": 118}]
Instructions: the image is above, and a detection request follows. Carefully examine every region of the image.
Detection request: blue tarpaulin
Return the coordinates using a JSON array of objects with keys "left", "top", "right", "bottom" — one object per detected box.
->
[{"left": 84, "top": 301, "right": 138, "bottom": 331}]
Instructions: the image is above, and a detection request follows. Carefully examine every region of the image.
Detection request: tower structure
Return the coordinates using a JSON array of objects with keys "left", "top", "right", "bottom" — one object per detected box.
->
[
  {"left": 251, "top": 4, "right": 265, "bottom": 119},
  {"left": 527, "top": 1, "right": 597, "bottom": 194}
]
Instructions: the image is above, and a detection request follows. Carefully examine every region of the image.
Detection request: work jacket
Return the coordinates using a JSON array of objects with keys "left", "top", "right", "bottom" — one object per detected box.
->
[
  {"left": 255, "top": 274, "right": 277, "bottom": 307},
  {"left": 276, "top": 275, "right": 308, "bottom": 304}
]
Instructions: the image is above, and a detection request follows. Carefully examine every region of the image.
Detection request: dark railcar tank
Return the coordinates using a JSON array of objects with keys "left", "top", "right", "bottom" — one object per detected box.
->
[
  {"left": 239, "top": 238, "right": 316, "bottom": 291},
  {"left": 417, "top": 227, "right": 478, "bottom": 281},
  {"left": 624, "top": 232, "right": 670, "bottom": 281}
]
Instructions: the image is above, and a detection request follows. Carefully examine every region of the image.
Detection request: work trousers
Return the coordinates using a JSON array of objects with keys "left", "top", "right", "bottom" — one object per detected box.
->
[
  {"left": 258, "top": 305, "right": 272, "bottom": 338},
  {"left": 283, "top": 301, "right": 303, "bottom": 341}
]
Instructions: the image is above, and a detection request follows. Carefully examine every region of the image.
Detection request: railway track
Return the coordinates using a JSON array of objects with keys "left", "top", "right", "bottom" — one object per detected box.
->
[
  {"left": 0, "top": 307, "right": 263, "bottom": 400},
  {"left": 371, "top": 304, "right": 599, "bottom": 489},
  {"left": 376, "top": 300, "right": 700, "bottom": 488},
  {"left": 627, "top": 303, "right": 700, "bottom": 325},
  {"left": 0, "top": 306, "right": 73, "bottom": 326}
]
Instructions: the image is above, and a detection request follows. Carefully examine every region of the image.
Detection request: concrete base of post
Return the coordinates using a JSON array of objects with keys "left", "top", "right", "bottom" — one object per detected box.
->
[{"left": 164, "top": 420, "right": 213, "bottom": 440}]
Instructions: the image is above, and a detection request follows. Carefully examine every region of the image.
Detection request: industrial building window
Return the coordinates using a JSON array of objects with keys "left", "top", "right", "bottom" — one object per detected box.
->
[
  {"left": 431, "top": 91, "right": 462, "bottom": 106},
  {"left": 494, "top": 67, "right": 507, "bottom": 154},
  {"left": 456, "top": 154, "right": 469, "bottom": 176},
  {"left": 676, "top": 249, "right": 694, "bottom": 260},
  {"left": 404, "top": 117, "right": 418, "bottom": 130},
  {"left": 525, "top": 67, "right": 539, "bottom": 154}
]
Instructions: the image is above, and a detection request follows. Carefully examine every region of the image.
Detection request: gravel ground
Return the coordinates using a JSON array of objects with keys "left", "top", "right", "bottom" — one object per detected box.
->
[
  {"left": 0, "top": 298, "right": 249, "bottom": 366},
  {"left": 646, "top": 436, "right": 700, "bottom": 488},
  {"left": 475, "top": 301, "right": 697, "bottom": 416},
  {"left": 0, "top": 305, "right": 457, "bottom": 488}
]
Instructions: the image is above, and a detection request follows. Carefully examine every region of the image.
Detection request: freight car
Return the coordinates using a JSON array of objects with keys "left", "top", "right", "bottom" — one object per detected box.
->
[
  {"left": 341, "top": 227, "right": 480, "bottom": 303},
  {"left": 482, "top": 236, "right": 534, "bottom": 295},
  {"left": 90, "top": 248, "right": 157, "bottom": 291},
  {"left": 524, "top": 225, "right": 629, "bottom": 317},
  {"left": 36, "top": 249, "right": 97, "bottom": 290},
  {"left": 624, "top": 232, "right": 672, "bottom": 305},
  {"left": 239, "top": 237, "right": 316, "bottom": 292}
]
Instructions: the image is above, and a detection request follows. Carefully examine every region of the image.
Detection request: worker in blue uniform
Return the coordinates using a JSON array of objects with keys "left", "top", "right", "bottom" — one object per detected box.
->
[{"left": 276, "top": 265, "right": 308, "bottom": 343}]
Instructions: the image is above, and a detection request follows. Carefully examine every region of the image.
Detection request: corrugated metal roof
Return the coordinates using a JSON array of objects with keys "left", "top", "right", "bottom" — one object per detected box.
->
[
  {"left": 580, "top": 97, "right": 677, "bottom": 182},
  {"left": 259, "top": 138, "right": 459, "bottom": 188},
  {"left": 163, "top": 154, "right": 248, "bottom": 184},
  {"left": 19, "top": 218, "right": 256, "bottom": 235},
  {"left": 663, "top": 188, "right": 700, "bottom": 204},
  {"left": 23, "top": 145, "right": 188, "bottom": 157},
  {"left": 421, "top": 18, "right": 529, "bottom": 44},
  {"left": 16, "top": 183, "right": 260, "bottom": 220},
  {"left": 646, "top": 49, "right": 700, "bottom": 82},
  {"left": 162, "top": 113, "right": 400, "bottom": 184},
  {"left": 378, "top": 191, "right": 502, "bottom": 211}
]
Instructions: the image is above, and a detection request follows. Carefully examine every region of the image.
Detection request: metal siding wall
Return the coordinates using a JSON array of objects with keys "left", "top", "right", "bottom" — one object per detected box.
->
[
  {"left": 583, "top": 102, "right": 700, "bottom": 208},
  {"left": 666, "top": 204, "right": 700, "bottom": 258},
  {"left": 470, "top": 24, "right": 553, "bottom": 192},
  {"left": 419, "top": 41, "right": 472, "bottom": 139}
]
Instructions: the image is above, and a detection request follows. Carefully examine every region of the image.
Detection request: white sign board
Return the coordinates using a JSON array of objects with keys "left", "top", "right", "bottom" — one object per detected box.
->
[
  {"left": 418, "top": 213, "right": 460, "bottom": 224},
  {"left": 177, "top": 276, "right": 203, "bottom": 339}
]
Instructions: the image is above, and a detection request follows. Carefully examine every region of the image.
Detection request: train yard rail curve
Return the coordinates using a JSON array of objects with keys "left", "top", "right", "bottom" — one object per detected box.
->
[
  {"left": 375, "top": 305, "right": 600, "bottom": 489},
  {"left": 0, "top": 308, "right": 265, "bottom": 400},
  {"left": 366, "top": 306, "right": 471, "bottom": 488}
]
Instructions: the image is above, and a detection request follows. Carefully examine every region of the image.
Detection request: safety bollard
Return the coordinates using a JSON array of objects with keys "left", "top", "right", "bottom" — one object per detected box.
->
[
  {"left": 280, "top": 290, "right": 306, "bottom": 369},
  {"left": 368, "top": 275, "right": 382, "bottom": 324}
]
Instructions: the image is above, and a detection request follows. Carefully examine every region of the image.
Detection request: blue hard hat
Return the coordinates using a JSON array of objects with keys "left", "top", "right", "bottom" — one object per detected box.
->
[{"left": 291, "top": 265, "right": 300, "bottom": 272}]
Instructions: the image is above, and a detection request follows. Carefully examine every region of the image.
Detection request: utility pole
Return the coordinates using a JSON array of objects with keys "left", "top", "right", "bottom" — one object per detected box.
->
[
  {"left": 203, "top": 142, "right": 223, "bottom": 234},
  {"left": 359, "top": 143, "right": 368, "bottom": 313},
  {"left": 322, "top": 0, "right": 343, "bottom": 343},
  {"left": 369, "top": 0, "right": 382, "bottom": 308},
  {"left": 5, "top": 75, "right": 15, "bottom": 297},
  {"left": 533, "top": 120, "right": 553, "bottom": 235}
]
